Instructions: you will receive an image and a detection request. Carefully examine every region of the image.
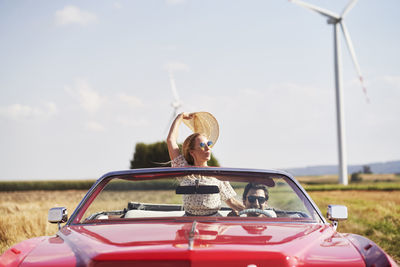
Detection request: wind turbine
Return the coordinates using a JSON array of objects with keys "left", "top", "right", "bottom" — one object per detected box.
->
[
  {"left": 290, "top": 0, "right": 367, "bottom": 185},
  {"left": 165, "top": 70, "right": 183, "bottom": 132}
]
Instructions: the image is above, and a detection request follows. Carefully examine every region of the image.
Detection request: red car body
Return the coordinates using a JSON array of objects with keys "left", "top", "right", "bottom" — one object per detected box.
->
[{"left": 0, "top": 168, "right": 397, "bottom": 267}]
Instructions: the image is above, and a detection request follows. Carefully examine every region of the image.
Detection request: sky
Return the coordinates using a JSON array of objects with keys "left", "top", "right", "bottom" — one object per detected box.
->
[{"left": 0, "top": 0, "right": 399, "bottom": 181}]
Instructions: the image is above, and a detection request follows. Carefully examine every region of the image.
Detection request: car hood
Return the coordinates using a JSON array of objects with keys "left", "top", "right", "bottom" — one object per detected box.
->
[{"left": 21, "top": 220, "right": 365, "bottom": 267}]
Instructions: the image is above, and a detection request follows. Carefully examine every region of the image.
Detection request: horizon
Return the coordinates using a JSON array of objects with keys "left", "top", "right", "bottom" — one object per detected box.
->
[{"left": 1, "top": 158, "right": 398, "bottom": 181}]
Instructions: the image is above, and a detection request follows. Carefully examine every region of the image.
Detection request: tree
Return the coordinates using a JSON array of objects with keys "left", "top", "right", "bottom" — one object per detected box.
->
[
  {"left": 208, "top": 154, "right": 220, "bottom": 167},
  {"left": 350, "top": 172, "right": 362, "bottom": 183},
  {"left": 130, "top": 141, "right": 220, "bottom": 169},
  {"left": 362, "top": 165, "right": 372, "bottom": 174}
]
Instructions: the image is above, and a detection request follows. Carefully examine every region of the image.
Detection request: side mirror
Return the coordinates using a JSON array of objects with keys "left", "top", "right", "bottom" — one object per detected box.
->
[
  {"left": 327, "top": 205, "right": 347, "bottom": 230},
  {"left": 48, "top": 207, "right": 68, "bottom": 229}
]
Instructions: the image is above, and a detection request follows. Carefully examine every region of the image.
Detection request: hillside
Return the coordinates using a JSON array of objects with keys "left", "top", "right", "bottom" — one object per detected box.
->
[{"left": 284, "top": 160, "right": 400, "bottom": 176}]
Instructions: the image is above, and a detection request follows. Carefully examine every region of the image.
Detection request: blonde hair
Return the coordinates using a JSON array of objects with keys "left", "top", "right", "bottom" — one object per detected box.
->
[{"left": 182, "top": 133, "right": 202, "bottom": 165}]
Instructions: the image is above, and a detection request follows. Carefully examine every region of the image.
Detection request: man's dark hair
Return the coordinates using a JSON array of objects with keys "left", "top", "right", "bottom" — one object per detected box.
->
[{"left": 242, "top": 183, "right": 269, "bottom": 202}]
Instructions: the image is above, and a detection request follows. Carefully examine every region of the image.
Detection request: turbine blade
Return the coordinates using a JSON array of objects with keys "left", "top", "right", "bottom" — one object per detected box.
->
[
  {"left": 341, "top": 0, "right": 358, "bottom": 18},
  {"left": 340, "top": 22, "right": 369, "bottom": 102},
  {"left": 169, "top": 70, "right": 181, "bottom": 103},
  {"left": 289, "top": 0, "right": 340, "bottom": 20}
]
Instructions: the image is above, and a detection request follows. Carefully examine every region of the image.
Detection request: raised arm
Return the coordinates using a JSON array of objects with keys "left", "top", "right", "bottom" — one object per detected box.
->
[{"left": 166, "top": 112, "right": 192, "bottom": 161}]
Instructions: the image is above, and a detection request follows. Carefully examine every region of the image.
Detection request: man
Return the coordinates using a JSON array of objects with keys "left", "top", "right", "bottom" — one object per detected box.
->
[{"left": 229, "top": 183, "right": 276, "bottom": 217}]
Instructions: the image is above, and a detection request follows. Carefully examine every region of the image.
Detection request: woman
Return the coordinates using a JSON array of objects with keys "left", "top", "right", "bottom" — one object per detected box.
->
[{"left": 167, "top": 112, "right": 244, "bottom": 216}]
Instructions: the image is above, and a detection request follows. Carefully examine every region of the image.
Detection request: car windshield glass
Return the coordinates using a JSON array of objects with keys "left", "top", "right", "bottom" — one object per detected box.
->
[{"left": 78, "top": 173, "right": 321, "bottom": 223}]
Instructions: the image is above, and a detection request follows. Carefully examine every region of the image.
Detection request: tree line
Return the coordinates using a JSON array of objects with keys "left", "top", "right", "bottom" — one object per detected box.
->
[{"left": 130, "top": 141, "right": 220, "bottom": 169}]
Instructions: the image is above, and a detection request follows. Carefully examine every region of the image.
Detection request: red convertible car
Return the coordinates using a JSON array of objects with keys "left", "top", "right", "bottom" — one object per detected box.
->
[{"left": 0, "top": 168, "right": 397, "bottom": 266}]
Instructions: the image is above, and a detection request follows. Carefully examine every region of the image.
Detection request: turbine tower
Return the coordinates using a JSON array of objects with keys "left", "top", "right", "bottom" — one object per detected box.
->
[
  {"left": 168, "top": 70, "right": 182, "bottom": 118},
  {"left": 165, "top": 70, "right": 183, "bottom": 134},
  {"left": 290, "top": 0, "right": 367, "bottom": 185}
]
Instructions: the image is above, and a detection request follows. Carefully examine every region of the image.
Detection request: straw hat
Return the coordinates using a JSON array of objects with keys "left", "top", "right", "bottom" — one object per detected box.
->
[{"left": 183, "top": 112, "right": 219, "bottom": 145}]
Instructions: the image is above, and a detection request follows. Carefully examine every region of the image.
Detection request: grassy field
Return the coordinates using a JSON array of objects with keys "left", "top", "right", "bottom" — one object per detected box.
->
[
  {"left": 308, "top": 190, "right": 400, "bottom": 263},
  {"left": 297, "top": 173, "right": 400, "bottom": 184},
  {"left": 0, "top": 189, "right": 399, "bottom": 264}
]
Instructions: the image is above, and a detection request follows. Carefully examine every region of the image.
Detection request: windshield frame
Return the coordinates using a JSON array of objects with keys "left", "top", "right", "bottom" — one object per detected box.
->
[{"left": 67, "top": 167, "right": 326, "bottom": 225}]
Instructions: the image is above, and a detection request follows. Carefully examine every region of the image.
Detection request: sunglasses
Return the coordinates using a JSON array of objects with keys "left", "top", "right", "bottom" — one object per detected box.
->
[
  {"left": 199, "top": 141, "right": 213, "bottom": 149},
  {"left": 247, "top": 196, "right": 267, "bottom": 204}
]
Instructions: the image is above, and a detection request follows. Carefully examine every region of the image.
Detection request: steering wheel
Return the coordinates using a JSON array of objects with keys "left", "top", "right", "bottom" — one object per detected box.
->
[{"left": 238, "top": 208, "right": 273, "bottom": 217}]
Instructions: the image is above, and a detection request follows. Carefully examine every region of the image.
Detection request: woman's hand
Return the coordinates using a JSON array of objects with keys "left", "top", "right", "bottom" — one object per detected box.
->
[
  {"left": 180, "top": 112, "right": 193, "bottom": 120},
  {"left": 225, "top": 198, "right": 245, "bottom": 212}
]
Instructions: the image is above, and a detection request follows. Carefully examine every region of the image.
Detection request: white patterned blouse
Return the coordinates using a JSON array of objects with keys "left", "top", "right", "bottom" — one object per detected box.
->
[{"left": 172, "top": 155, "right": 236, "bottom": 215}]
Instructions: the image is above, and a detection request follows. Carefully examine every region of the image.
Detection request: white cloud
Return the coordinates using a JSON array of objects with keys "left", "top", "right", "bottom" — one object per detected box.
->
[
  {"left": 382, "top": 75, "right": 400, "bottom": 87},
  {"left": 165, "top": 0, "right": 186, "bottom": 5},
  {"left": 65, "top": 80, "right": 106, "bottom": 113},
  {"left": 45, "top": 102, "right": 58, "bottom": 114},
  {"left": 55, "top": 6, "right": 97, "bottom": 26},
  {"left": 86, "top": 121, "right": 105, "bottom": 132},
  {"left": 164, "top": 61, "right": 190, "bottom": 72},
  {"left": 117, "top": 93, "right": 144, "bottom": 107},
  {"left": 113, "top": 2, "right": 122, "bottom": 9},
  {"left": 0, "top": 102, "right": 58, "bottom": 121}
]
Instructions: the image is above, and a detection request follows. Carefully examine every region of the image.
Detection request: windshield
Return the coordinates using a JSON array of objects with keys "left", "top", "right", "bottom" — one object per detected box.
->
[{"left": 77, "top": 172, "right": 321, "bottom": 223}]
